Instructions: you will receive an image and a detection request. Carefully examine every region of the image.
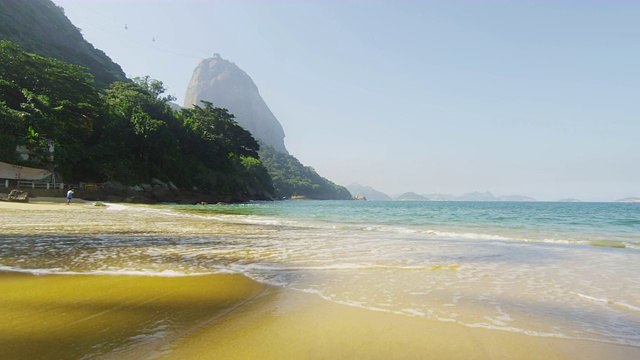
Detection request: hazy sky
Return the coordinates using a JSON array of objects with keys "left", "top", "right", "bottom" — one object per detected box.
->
[{"left": 52, "top": 0, "right": 639, "bottom": 201}]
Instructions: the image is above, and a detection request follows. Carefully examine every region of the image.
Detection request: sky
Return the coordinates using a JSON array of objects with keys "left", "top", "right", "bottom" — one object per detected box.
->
[{"left": 52, "top": 0, "right": 639, "bottom": 201}]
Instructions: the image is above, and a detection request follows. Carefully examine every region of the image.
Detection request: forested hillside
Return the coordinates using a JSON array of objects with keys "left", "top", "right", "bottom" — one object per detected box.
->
[
  {"left": 0, "top": 41, "right": 273, "bottom": 201},
  {"left": 0, "top": 0, "right": 126, "bottom": 88},
  {"left": 259, "top": 144, "right": 352, "bottom": 200}
]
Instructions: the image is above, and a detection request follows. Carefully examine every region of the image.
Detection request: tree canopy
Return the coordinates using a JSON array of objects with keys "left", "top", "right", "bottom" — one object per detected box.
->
[
  {"left": 0, "top": 41, "right": 272, "bottom": 199},
  {"left": 259, "top": 143, "right": 352, "bottom": 200}
]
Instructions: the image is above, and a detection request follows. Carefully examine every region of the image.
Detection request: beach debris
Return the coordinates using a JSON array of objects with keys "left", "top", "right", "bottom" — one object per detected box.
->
[{"left": 7, "top": 189, "right": 29, "bottom": 203}]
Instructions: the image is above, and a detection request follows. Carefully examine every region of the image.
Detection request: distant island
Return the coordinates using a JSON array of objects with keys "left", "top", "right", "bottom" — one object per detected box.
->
[
  {"left": 346, "top": 183, "right": 392, "bottom": 201},
  {"left": 616, "top": 197, "right": 640, "bottom": 203},
  {"left": 395, "top": 192, "right": 430, "bottom": 201},
  {"left": 347, "top": 185, "right": 634, "bottom": 203},
  {"left": 418, "top": 191, "right": 538, "bottom": 202}
]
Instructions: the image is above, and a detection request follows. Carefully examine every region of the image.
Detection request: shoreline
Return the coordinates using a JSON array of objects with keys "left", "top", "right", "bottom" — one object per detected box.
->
[
  {"left": 0, "top": 196, "right": 94, "bottom": 210},
  {"left": 1, "top": 270, "right": 638, "bottom": 360},
  {"left": 161, "top": 286, "right": 640, "bottom": 360},
  {"left": 1, "top": 200, "right": 639, "bottom": 359}
]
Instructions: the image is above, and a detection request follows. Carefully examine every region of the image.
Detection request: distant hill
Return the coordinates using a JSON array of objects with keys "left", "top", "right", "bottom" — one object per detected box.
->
[
  {"left": 422, "top": 193, "right": 455, "bottom": 201},
  {"left": 396, "top": 192, "right": 430, "bottom": 201},
  {"left": 558, "top": 198, "right": 582, "bottom": 202},
  {"left": 347, "top": 183, "right": 392, "bottom": 201},
  {"left": 361, "top": 188, "right": 538, "bottom": 202},
  {"left": 0, "top": 0, "right": 127, "bottom": 88},
  {"left": 455, "top": 191, "right": 495, "bottom": 201},
  {"left": 420, "top": 191, "right": 536, "bottom": 202},
  {"left": 496, "top": 195, "right": 537, "bottom": 202}
]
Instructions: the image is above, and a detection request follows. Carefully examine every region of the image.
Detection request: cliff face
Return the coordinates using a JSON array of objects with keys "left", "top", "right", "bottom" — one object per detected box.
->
[
  {"left": 184, "top": 55, "right": 288, "bottom": 154},
  {"left": 0, "top": 0, "right": 127, "bottom": 88}
]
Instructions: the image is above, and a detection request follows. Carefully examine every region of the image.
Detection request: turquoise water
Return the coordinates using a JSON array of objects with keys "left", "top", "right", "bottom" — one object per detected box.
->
[
  {"left": 1, "top": 200, "right": 639, "bottom": 346},
  {"left": 188, "top": 200, "right": 640, "bottom": 247}
]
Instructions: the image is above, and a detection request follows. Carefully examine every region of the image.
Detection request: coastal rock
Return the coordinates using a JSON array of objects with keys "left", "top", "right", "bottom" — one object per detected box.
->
[
  {"left": 290, "top": 196, "right": 310, "bottom": 200},
  {"left": 184, "top": 54, "right": 288, "bottom": 154},
  {"left": 7, "top": 189, "right": 29, "bottom": 202},
  {"left": 103, "top": 182, "right": 126, "bottom": 193},
  {"left": 84, "top": 181, "right": 265, "bottom": 205},
  {"left": 152, "top": 183, "right": 177, "bottom": 202},
  {"left": 168, "top": 181, "right": 179, "bottom": 192}
]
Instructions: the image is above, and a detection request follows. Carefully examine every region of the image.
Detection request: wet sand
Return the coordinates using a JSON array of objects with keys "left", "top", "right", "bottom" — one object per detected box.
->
[
  {"left": 0, "top": 272, "right": 266, "bottom": 360},
  {"left": 1, "top": 199, "right": 639, "bottom": 359},
  {"left": 155, "top": 287, "right": 639, "bottom": 360}
]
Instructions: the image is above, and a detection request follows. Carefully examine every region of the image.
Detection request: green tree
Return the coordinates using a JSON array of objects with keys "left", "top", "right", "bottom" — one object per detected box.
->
[
  {"left": 181, "top": 101, "right": 260, "bottom": 161},
  {"left": 0, "top": 41, "right": 99, "bottom": 179},
  {"left": 99, "top": 81, "right": 179, "bottom": 183},
  {"left": 133, "top": 76, "right": 177, "bottom": 103},
  {"left": 259, "top": 143, "right": 351, "bottom": 200}
]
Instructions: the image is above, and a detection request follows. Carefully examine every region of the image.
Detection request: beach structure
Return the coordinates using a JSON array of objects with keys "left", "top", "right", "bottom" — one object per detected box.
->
[{"left": 0, "top": 161, "right": 60, "bottom": 190}]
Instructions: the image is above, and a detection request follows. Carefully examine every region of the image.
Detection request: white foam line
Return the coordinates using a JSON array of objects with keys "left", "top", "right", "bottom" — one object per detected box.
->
[
  {"left": 575, "top": 292, "right": 640, "bottom": 312},
  {"left": 286, "top": 285, "right": 640, "bottom": 347},
  {"left": 0, "top": 266, "right": 221, "bottom": 277}
]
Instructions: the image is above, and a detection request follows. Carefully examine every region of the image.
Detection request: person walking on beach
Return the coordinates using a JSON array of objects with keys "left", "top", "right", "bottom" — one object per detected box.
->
[{"left": 66, "top": 189, "right": 74, "bottom": 205}]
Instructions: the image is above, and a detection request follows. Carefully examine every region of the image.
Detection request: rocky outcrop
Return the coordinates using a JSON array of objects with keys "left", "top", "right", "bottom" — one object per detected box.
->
[
  {"left": 75, "top": 179, "right": 271, "bottom": 204},
  {"left": 184, "top": 54, "right": 288, "bottom": 154}
]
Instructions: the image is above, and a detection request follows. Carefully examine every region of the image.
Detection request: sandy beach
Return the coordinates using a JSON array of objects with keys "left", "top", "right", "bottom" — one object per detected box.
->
[
  {"left": 1, "top": 199, "right": 639, "bottom": 359},
  {"left": 0, "top": 196, "right": 92, "bottom": 210}
]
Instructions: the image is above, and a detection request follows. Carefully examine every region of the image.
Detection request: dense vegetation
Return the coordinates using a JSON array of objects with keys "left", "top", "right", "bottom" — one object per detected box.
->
[
  {"left": 0, "top": 41, "right": 273, "bottom": 199},
  {"left": 259, "top": 144, "right": 352, "bottom": 200},
  {"left": 0, "top": 0, "right": 126, "bottom": 88}
]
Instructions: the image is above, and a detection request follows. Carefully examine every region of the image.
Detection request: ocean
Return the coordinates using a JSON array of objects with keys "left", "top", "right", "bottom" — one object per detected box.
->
[{"left": 1, "top": 200, "right": 639, "bottom": 348}]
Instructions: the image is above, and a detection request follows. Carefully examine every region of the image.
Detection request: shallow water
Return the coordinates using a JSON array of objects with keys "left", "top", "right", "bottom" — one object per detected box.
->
[{"left": 1, "top": 201, "right": 639, "bottom": 347}]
